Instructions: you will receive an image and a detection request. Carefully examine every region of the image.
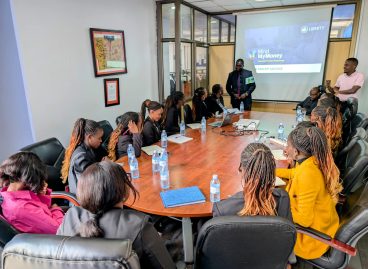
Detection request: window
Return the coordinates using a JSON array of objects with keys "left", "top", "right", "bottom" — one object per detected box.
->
[
  {"left": 181, "top": 5, "right": 192, "bottom": 40},
  {"left": 210, "top": 18, "right": 220, "bottom": 43},
  {"left": 181, "top": 43, "right": 192, "bottom": 98},
  {"left": 221, "top": 22, "right": 229, "bottom": 42},
  {"left": 163, "top": 42, "right": 176, "bottom": 98},
  {"left": 330, "top": 4, "right": 356, "bottom": 39},
  {"left": 196, "top": 46, "right": 208, "bottom": 89},
  {"left": 162, "top": 4, "right": 175, "bottom": 38},
  {"left": 195, "top": 10, "right": 207, "bottom": 43},
  {"left": 230, "top": 25, "right": 235, "bottom": 42}
]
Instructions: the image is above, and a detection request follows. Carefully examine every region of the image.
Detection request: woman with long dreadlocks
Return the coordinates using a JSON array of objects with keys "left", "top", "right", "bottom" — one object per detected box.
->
[{"left": 276, "top": 124, "right": 342, "bottom": 260}]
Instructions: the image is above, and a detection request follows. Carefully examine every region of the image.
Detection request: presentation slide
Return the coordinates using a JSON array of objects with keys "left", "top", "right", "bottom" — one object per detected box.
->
[{"left": 245, "top": 21, "right": 330, "bottom": 73}]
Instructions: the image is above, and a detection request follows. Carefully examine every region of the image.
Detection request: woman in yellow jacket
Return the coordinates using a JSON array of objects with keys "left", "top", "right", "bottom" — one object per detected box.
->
[{"left": 276, "top": 124, "right": 342, "bottom": 260}]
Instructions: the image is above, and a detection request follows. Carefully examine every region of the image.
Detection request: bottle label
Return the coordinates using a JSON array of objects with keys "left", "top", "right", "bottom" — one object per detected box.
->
[{"left": 210, "top": 187, "right": 219, "bottom": 194}]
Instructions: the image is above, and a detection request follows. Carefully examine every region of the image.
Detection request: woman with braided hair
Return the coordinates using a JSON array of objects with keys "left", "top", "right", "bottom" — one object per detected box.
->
[
  {"left": 213, "top": 143, "right": 291, "bottom": 220},
  {"left": 276, "top": 125, "right": 342, "bottom": 260},
  {"left": 61, "top": 118, "right": 105, "bottom": 194},
  {"left": 57, "top": 161, "right": 175, "bottom": 269},
  {"left": 311, "top": 105, "right": 343, "bottom": 155}
]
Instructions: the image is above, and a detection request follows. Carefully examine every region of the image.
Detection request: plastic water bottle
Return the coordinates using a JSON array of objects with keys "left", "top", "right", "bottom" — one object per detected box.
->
[
  {"left": 201, "top": 117, "right": 206, "bottom": 135},
  {"left": 160, "top": 163, "right": 170, "bottom": 189},
  {"left": 240, "top": 101, "right": 244, "bottom": 113},
  {"left": 127, "top": 144, "right": 135, "bottom": 160},
  {"left": 296, "top": 106, "right": 303, "bottom": 123},
  {"left": 180, "top": 120, "right": 186, "bottom": 136},
  {"left": 278, "top": 123, "right": 285, "bottom": 140},
  {"left": 152, "top": 150, "right": 160, "bottom": 174},
  {"left": 161, "top": 130, "right": 168, "bottom": 149},
  {"left": 210, "top": 174, "right": 220, "bottom": 202},
  {"left": 159, "top": 149, "right": 168, "bottom": 170},
  {"left": 129, "top": 157, "right": 139, "bottom": 179}
]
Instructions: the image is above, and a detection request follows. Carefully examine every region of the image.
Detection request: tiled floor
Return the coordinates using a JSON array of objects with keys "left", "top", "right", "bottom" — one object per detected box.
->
[{"left": 348, "top": 233, "right": 368, "bottom": 269}]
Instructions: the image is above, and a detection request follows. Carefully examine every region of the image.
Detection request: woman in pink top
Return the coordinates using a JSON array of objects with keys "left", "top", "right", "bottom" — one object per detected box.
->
[{"left": 0, "top": 152, "right": 64, "bottom": 234}]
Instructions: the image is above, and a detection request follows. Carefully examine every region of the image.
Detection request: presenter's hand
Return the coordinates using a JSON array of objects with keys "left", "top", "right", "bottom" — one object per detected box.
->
[
  {"left": 234, "top": 93, "right": 240, "bottom": 99},
  {"left": 240, "top": 93, "right": 247, "bottom": 99}
]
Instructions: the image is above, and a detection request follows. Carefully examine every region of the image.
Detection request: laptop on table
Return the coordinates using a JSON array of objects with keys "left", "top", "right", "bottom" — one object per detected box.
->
[{"left": 209, "top": 113, "right": 233, "bottom": 128}]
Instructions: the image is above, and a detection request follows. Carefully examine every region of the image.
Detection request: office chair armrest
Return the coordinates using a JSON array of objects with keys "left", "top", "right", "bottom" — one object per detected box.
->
[
  {"left": 295, "top": 224, "right": 356, "bottom": 256},
  {"left": 51, "top": 191, "right": 79, "bottom": 206}
]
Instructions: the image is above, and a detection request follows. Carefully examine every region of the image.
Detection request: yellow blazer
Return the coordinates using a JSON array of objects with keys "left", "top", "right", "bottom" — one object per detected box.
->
[{"left": 276, "top": 156, "right": 339, "bottom": 259}]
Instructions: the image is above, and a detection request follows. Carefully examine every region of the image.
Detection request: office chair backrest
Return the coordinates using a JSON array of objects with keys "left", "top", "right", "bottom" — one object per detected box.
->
[
  {"left": 183, "top": 104, "right": 194, "bottom": 124},
  {"left": 2, "top": 234, "right": 140, "bottom": 269},
  {"left": 98, "top": 120, "right": 113, "bottom": 150},
  {"left": 195, "top": 216, "right": 296, "bottom": 269},
  {"left": 341, "top": 139, "right": 368, "bottom": 195},
  {"left": 20, "top": 138, "right": 65, "bottom": 191},
  {"left": 308, "top": 184, "right": 368, "bottom": 269},
  {"left": 0, "top": 215, "right": 18, "bottom": 255}
]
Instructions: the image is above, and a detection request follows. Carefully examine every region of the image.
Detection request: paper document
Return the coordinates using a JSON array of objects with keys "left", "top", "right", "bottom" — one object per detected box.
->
[
  {"left": 141, "top": 145, "right": 164, "bottom": 156},
  {"left": 275, "top": 177, "right": 286, "bottom": 187},
  {"left": 270, "top": 138, "right": 287, "bottom": 147},
  {"left": 167, "top": 135, "right": 193, "bottom": 144},
  {"left": 227, "top": 108, "right": 242, "bottom": 114},
  {"left": 272, "top": 150, "right": 288, "bottom": 160},
  {"left": 187, "top": 123, "right": 202, "bottom": 129},
  {"left": 234, "top": 119, "right": 260, "bottom": 130}
]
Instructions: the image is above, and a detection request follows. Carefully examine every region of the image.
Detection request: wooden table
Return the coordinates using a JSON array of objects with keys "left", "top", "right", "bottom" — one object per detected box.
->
[{"left": 118, "top": 111, "right": 296, "bottom": 262}]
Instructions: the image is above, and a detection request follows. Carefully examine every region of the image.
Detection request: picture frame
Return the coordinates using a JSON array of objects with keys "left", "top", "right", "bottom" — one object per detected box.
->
[
  {"left": 90, "top": 28, "right": 128, "bottom": 77},
  {"left": 104, "top": 78, "right": 120, "bottom": 107}
]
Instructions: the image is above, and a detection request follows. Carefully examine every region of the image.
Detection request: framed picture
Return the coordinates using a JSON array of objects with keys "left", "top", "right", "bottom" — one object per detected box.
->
[
  {"left": 104, "top": 78, "right": 120, "bottom": 107},
  {"left": 90, "top": 28, "right": 127, "bottom": 77}
]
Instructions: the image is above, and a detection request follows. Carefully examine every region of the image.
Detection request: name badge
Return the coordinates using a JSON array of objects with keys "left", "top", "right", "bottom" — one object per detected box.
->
[{"left": 245, "top": 76, "right": 255, "bottom": 84}]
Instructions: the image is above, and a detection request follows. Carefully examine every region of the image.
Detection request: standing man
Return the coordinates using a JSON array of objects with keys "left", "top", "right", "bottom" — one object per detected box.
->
[
  {"left": 226, "top": 59, "right": 256, "bottom": 110},
  {"left": 331, "top": 58, "right": 364, "bottom": 102}
]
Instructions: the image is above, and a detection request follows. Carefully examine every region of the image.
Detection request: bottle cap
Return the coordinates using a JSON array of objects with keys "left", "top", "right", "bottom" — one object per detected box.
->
[{"left": 213, "top": 174, "right": 218, "bottom": 179}]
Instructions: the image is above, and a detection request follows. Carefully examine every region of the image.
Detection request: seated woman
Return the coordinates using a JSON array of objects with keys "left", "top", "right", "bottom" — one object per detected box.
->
[
  {"left": 276, "top": 125, "right": 342, "bottom": 260},
  {"left": 0, "top": 152, "right": 64, "bottom": 234},
  {"left": 162, "top": 91, "right": 185, "bottom": 135},
  {"left": 192, "top": 87, "right": 213, "bottom": 122},
  {"left": 140, "top": 99, "right": 164, "bottom": 146},
  {"left": 205, "top": 84, "right": 225, "bottom": 115},
  {"left": 213, "top": 143, "right": 291, "bottom": 220},
  {"left": 108, "top": 112, "right": 142, "bottom": 161},
  {"left": 61, "top": 118, "right": 105, "bottom": 194},
  {"left": 311, "top": 105, "right": 342, "bottom": 155},
  {"left": 57, "top": 161, "right": 175, "bottom": 269}
]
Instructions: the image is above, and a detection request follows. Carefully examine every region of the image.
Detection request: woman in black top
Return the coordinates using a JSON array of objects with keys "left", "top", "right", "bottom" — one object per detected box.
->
[
  {"left": 206, "top": 84, "right": 225, "bottom": 115},
  {"left": 192, "top": 87, "right": 213, "bottom": 122},
  {"left": 57, "top": 161, "right": 175, "bottom": 269},
  {"left": 140, "top": 99, "right": 164, "bottom": 146},
  {"left": 162, "top": 91, "right": 185, "bottom": 135}
]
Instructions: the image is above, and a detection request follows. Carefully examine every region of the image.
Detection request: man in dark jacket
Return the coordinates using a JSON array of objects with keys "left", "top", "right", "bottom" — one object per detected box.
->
[
  {"left": 226, "top": 59, "right": 256, "bottom": 110},
  {"left": 297, "top": 87, "right": 320, "bottom": 116}
]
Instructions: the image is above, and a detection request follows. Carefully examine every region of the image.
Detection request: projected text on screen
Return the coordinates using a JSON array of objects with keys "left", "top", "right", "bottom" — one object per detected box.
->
[{"left": 244, "top": 21, "right": 330, "bottom": 73}]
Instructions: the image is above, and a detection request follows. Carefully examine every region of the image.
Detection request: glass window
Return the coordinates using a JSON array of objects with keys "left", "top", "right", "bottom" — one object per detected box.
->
[
  {"left": 210, "top": 17, "right": 219, "bottom": 43},
  {"left": 330, "top": 4, "right": 356, "bottom": 39},
  {"left": 162, "top": 4, "right": 175, "bottom": 39},
  {"left": 181, "top": 5, "right": 192, "bottom": 40},
  {"left": 181, "top": 43, "right": 192, "bottom": 98},
  {"left": 230, "top": 25, "right": 235, "bottom": 42},
  {"left": 221, "top": 22, "right": 229, "bottom": 43},
  {"left": 194, "top": 10, "right": 207, "bottom": 43},
  {"left": 196, "top": 46, "right": 208, "bottom": 89},
  {"left": 163, "top": 42, "right": 176, "bottom": 98}
]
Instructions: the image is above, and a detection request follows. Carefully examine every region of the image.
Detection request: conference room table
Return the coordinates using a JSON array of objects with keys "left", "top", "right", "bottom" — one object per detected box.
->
[{"left": 118, "top": 111, "right": 297, "bottom": 263}]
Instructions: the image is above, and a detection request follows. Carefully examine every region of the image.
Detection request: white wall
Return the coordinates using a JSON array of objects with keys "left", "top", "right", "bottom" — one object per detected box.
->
[
  {"left": 11, "top": 0, "right": 158, "bottom": 146},
  {"left": 356, "top": 0, "right": 368, "bottom": 114},
  {"left": 0, "top": 0, "right": 34, "bottom": 162}
]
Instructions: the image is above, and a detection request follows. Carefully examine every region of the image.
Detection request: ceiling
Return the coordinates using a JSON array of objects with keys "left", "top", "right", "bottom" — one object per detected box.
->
[{"left": 185, "top": 0, "right": 345, "bottom": 13}]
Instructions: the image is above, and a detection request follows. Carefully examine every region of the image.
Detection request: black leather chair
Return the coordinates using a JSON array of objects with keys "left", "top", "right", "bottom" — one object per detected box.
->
[
  {"left": 342, "top": 97, "right": 359, "bottom": 144},
  {"left": 98, "top": 120, "right": 113, "bottom": 150},
  {"left": 351, "top": 113, "right": 367, "bottom": 131},
  {"left": 20, "top": 138, "right": 66, "bottom": 191},
  {"left": 299, "top": 183, "right": 368, "bottom": 269},
  {"left": 2, "top": 234, "right": 140, "bottom": 269},
  {"left": 195, "top": 216, "right": 296, "bottom": 269},
  {"left": 183, "top": 104, "right": 194, "bottom": 124}
]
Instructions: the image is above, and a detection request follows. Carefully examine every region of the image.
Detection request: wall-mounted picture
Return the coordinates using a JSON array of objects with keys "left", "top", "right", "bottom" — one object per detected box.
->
[
  {"left": 90, "top": 28, "right": 127, "bottom": 77},
  {"left": 104, "top": 78, "right": 120, "bottom": 107}
]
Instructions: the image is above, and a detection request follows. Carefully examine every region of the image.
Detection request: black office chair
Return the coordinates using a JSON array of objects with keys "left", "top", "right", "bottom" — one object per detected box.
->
[
  {"left": 195, "top": 216, "right": 296, "bottom": 269},
  {"left": 183, "top": 104, "right": 194, "bottom": 124},
  {"left": 350, "top": 113, "right": 367, "bottom": 131},
  {"left": 20, "top": 138, "right": 66, "bottom": 192},
  {"left": 298, "top": 183, "right": 368, "bottom": 269},
  {"left": 2, "top": 234, "right": 140, "bottom": 269},
  {"left": 98, "top": 120, "right": 113, "bottom": 150},
  {"left": 342, "top": 97, "right": 359, "bottom": 144}
]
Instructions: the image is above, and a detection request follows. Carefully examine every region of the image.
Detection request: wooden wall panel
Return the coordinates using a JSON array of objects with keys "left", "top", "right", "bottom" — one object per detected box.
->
[
  {"left": 209, "top": 45, "right": 234, "bottom": 91},
  {"left": 325, "top": 41, "right": 351, "bottom": 86}
]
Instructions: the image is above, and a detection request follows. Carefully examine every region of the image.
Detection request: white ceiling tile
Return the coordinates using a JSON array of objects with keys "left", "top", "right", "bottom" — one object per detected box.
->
[
  {"left": 281, "top": 0, "right": 314, "bottom": 5},
  {"left": 249, "top": 0, "right": 283, "bottom": 8},
  {"left": 185, "top": 0, "right": 209, "bottom": 2},
  {"left": 222, "top": 3, "right": 253, "bottom": 10},
  {"left": 213, "top": 0, "right": 246, "bottom": 4},
  {"left": 205, "top": 6, "right": 227, "bottom": 11},
  {"left": 192, "top": 1, "right": 218, "bottom": 8}
]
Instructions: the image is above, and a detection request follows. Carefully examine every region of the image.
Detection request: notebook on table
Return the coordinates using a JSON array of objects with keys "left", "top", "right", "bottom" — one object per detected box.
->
[
  {"left": 187, "top": 123, "right": 202, "bottom": 129},
  {"left": 141, "top": 145, "right": 164, "bottom": 156},
  {"left": 167, "top": 134, "right": 193, "bottom": 144},
  {"left": 275, "top": 177, "right": 286, "bottom": 187},
  {"left": 160, "top": 186, "right": 206, "bottom": 208},
  {"left": 271, "top": 149, "right": 287, "bottom": 160}
]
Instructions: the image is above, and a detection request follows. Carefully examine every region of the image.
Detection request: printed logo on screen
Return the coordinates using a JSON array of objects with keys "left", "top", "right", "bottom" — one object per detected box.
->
[{"left": 301, "top": 25, "right": 326, "bottom": 34}]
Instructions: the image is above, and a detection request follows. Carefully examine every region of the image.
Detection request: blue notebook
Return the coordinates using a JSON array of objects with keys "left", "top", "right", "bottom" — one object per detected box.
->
[{"left": 160, "top": 186, "right": 206, "bottom": 208}]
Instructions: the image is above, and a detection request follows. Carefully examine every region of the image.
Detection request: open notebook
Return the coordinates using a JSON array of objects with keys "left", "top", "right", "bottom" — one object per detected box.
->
[
  {"left": 271, "top": 149, "right": 288, "bottom": 160},
  {"left": 275, "top": 177, "right": 286, "bottom": 187},
  {"left": 167, "top": 134, "right": 193, "bottom": 144},
  {"left": 141, "top": 145, "right": 164, "bottom": 156},
  {"left": 187, "top": 123, "right": 202, "bottom": 129}
]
